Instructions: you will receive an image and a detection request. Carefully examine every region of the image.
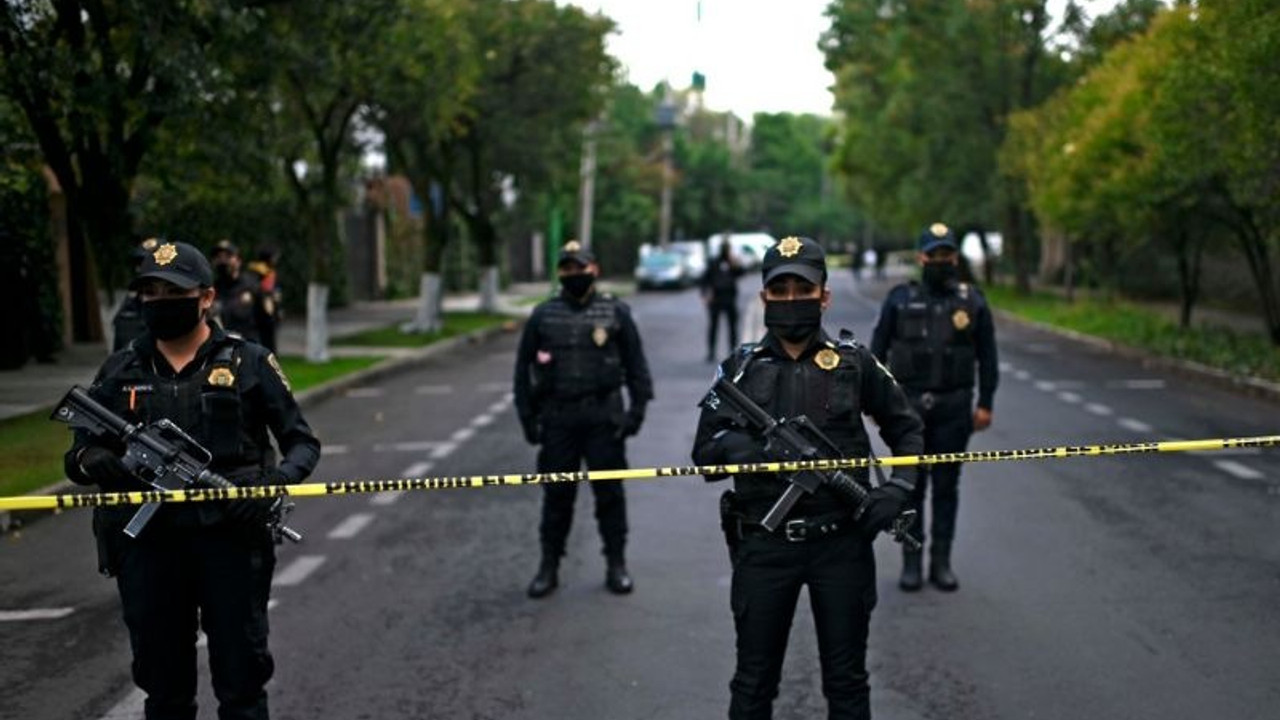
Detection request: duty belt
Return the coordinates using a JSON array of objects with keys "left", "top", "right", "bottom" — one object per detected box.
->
[
  {"left": 739, "top": 510, "right": 858, "bottom": 543},
  {"left": 910, "top": 387, "right": 967, "bottom": 411}
]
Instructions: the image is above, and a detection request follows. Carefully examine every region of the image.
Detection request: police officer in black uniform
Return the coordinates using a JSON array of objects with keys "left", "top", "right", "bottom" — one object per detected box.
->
[
  {"left": 65, "top": 240, "right": 321, "bottom": 720},
  {"left": 702, "top": 237, "right": 744, "bottom": 362},
  {"left": 870, "top": 223, "right": 998, "bottom": 592},
  {"left": 514, "top": 240, "right": 654, "bottom": 599},
  {"left": 692, "top": 236, "right": 924, "bottom": 720},
  {"left": 210, "top": 239, "right": 276, "bottom": 349},
  {"left": 112, "top": 238, "right": 160, "bottom": 352}
]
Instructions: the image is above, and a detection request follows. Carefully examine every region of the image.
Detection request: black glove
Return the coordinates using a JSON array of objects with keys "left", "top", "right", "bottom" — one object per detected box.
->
[
  {"left": 716, "top": 430, "right": 769, "bottom": 466},
  {"left": 226, "top": 468, "right": 288, "bottom": 529},
  {"left": 520, "top": 415, "right": 541, "bottom": 445},
  {"left": 615, "top": 405, "right": 646, "bottom": 439},
  {"left": 77, "top": 447, "right": 135, "bottom": 490},
  {"left": 859, "top": 485, "right": 912, "bottom": 538}
]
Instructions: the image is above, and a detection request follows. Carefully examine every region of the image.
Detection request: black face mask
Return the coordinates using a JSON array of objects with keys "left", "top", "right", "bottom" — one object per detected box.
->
[
  {"left": 142, "top": 297, "right": 203, "bottom": 340},
  {"left": 922, "top": 261, "right": 958, "bottom": 290},
  {"left": 764, "top": 298, "right": 823, "bottom": 343},
  {"left": 560, "top": 273, "right": 594, "bottom": 299}
]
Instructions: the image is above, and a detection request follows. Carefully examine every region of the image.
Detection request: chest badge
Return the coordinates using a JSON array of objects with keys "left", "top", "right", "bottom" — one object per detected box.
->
[
  {"left": 207, "top": 367, "right": 236, "bottom": 387},
  {"left": 952, "top": 309, "right": 971, "bottom": 331},
  {"left": 592, "top": 325, "right": 609, "bottom": 347},
  {"left": 814, "top": 348, "right": 840, "bottom": 371}
]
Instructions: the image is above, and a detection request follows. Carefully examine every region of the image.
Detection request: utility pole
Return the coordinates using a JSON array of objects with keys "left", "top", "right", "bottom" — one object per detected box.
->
[{"left": 577, "top": 119, "right": 599, "bottom": 249}]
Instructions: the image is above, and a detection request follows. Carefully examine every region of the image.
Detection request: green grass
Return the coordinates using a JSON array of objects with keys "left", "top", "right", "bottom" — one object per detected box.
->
[
  {"left": 277, "top": 355, "right": 385, "bottom": 392},
  {"left": 0, "top": 408, "right": 76, "bottom": 497},
  {"left": 333, "top": 311, "right": 516, "bottom": 348},
  {"left": 985, "top": 285, "right": 1280, "bottom": 382}
]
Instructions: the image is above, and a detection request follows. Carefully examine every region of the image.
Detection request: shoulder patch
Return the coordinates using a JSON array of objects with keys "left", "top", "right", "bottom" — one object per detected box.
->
[{"left": 266, "top": 353, "right": 292, "bottom": 392}]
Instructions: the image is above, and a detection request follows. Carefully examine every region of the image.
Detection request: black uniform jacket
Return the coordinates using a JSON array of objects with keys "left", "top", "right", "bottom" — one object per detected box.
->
[
  {"left": 692, "top": 329, "right": 924, "bottom": 519},
  {"left": 65, "top": 323, "right": 321, "bottom": 527}
]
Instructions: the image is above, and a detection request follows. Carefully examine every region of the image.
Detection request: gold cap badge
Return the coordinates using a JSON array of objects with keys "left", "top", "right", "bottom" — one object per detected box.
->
[
  {"left": 153, "top": 243, "right": 178, "bottom": 266},
  {"left": 777, "top": 236, "right": 803, "bottom": 258},
  {"left": 563, "top": 240, "right": 582, "bottom": 253},
  {"left": 814, "top": 348, "right": 840, "bottom": 371},
  {"left": 930, "top": 223, "right": 949, "bottom": 237},
  {"left": 141, "top": 237, "right": 159, "bottom": 251},
  {"left": 592, "top": 325, "right": 609, "bottom": 347},
  {"left": 952, "top": 309, "right": 971, "bottom": 331},
  {"left": 207, "top": 367, "right": 236, "bottom": 387}
]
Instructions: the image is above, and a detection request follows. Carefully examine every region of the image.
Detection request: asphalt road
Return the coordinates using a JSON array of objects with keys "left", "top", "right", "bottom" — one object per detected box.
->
[{"left": 2, "top": 269, "right": 1278, "bottom": 720}]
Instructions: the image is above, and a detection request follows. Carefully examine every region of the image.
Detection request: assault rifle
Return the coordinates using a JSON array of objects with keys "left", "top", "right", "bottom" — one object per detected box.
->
[
  {"left": 705, "top": 377, "right": 920, "bottom": 550},
  {"left": 52, "top": 386, "right": 302, "bottom": 544}
]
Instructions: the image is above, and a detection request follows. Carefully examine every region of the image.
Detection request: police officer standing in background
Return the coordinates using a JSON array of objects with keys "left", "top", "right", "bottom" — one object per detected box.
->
[
  {"left": 111, "top": 238, "right": 159, "bottom": 352},
  {"left": 65, "top": 240, "right": 321, "bottom": 720},
  {"left": 210, "top": 239, "right": 276, "bottom": 350},
  {"left": 871, "top": 223, "right": 998, "bottom": 592},
  {"left": 514, "top": 240, "right": 654, "bottom": 599},
  {"left": 692, "top": 236, "right": 923, "bottom": 720},
  {"left": 702, "top": 236, "right": 744, "bottom": 362},
  {"left": 246, "top": 245, "right": 285, "bottom": 353}
]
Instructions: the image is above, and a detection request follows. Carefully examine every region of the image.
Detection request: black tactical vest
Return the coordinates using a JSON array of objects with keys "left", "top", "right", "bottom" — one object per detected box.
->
[
  {"left": 213, "top": 274, "right": 261, "bottom": 343},
  {"left": 886, "top": 282, "right": 979, "bottom": 392},
  {"left": 728, "top": 338, "right": 874, "bottom": 515},
  {"left": 536, "top": 294, "right": 625, "bottom": 399}
]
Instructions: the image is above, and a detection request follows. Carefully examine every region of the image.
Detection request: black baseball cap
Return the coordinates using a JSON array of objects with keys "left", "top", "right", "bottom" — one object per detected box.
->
[
  {"left": 130, "top": 237, "right": 161, "bottom": 262},
  {"left": 918, "top": 223, "right": 958, "bottom": 254},
  {"left": 210, "top": 238, "right": 239, "bottom": 257},
  {"left": 761, "top": 236, "right": 827, "bottom": 286},
  {"left": 557, "top": 239, "right": 595, "bottom": 267},
  {"left": 129, "top": 241, "right": 214, "bottom": 290}
]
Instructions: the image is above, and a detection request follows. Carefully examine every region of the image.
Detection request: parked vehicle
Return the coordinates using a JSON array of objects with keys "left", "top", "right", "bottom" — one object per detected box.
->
[
  {"left": 634, "top": 250, "right": 690, "bottom": 290},
  {"left": 706, "top": 232, "right": 777, "bottom": 270},
  {"left": 669, "top": 240, "right": 708, "bottom": 285}
]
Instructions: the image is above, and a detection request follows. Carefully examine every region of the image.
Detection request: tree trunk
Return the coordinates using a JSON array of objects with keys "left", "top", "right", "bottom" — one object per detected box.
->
[
  {"left": 305, "top": 282, "right": 330, "bottom": 363},
  {"left": 473, "top": 212, "right": 500, "bottom": 313},
  {"left": 1233, "top": 217, "right": 1280, "bottom": 345},
  {"left": 1003, "top": 199, "right": 1031, "bottom": 294}
]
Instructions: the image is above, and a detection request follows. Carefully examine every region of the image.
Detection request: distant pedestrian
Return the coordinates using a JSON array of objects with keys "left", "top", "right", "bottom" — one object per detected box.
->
[
  {"left": 871, "top": 222, "right": 999, "bottom": 592},
  {"left": 513, "top": 240, "right": 655, "bottom": 598},
  {"left": 701, "top": 240, "right": 744, "bottom": 362},
  {"left": 209, "top": 240, "right": 275, "bottom": 350}
]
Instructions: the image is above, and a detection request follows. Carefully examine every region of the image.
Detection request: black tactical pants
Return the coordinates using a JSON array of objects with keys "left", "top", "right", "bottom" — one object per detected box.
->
[
  {"left": 115, "top": 523, "right": 276, "bottom": 720},
  {"left": 537, "top": 403, "right": 629, "bottom": 560},
  {"left": 707, "top": 300, "right": 740, "bottom": 359},
  {"left": 728, "top": 532, "right": 877, "bottom": 720},
  {"left": 906, "top": 389, "right": 975, "bottom": 553}
]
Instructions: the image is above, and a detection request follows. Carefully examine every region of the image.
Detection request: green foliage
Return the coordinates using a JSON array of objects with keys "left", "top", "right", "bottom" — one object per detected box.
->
[
  {"left": 276, "top": 356, "right": 386, "bottom": 392},
  {"left": 333, "top": 311, "right": 515, "bottom": 347}
]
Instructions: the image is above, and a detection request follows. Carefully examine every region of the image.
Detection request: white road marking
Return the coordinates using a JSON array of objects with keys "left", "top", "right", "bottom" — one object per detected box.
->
[
  {"left": 451, "top": 427, "right": 476, "bottom": 443},
  {"left": 370, "top": 491, "right": 405, "bottom": 506},
  {"left": 1014, "top": 370, "right": 1031, "bottom": 381},
  {"left": 0, "top": 607, "right": 75, "bottom": 621},
  {"left": 487, "top": 401, "right": 508, "bottom": 414},
  {"left": 327, "top": 513, "right": 375, "bottom": 540},
  {"left": 1213, "top": 460, "right": 1265, "bottom": 480},
  {"left": 999, "top": 362, "right": 1014, "bottom": 372},
  {"left": 1058, "top": 391, "right": 1082, "bottom": 404},
  {"left": 1034, "top": 380, "right": 1057, "bottom": 392},
  {"left": 415, "top": 385, "right": 454, "bottom": 395},
  {"left": 345, "top": 387, "right": 384, "bottom": 398},
  {"left": 1117, "top": 418, "right": 1154, "bottom": 433},
  {"left": 470, "top": 413, "right": 494, "bottom": 427},
  {"left": 1109, "top": 379, "right": 1166, "bottom": 390},
  {"left": 272, "top": 555, "right": 327, "bottom": 587},
  {"left": 477, "top": 382, "right": 511, "bottom": 393},
  {"left": 430, "top": 442, "right": 457, "bottom": 459},
  {"left": 322, "top": 444, "right": 350, "bottom": 456},
  {"left": 98, "top": 688, "right": 145, "bottom": 719},
  {"left": 1084, "top": 403, "right": 1113, "bottom": 416}
]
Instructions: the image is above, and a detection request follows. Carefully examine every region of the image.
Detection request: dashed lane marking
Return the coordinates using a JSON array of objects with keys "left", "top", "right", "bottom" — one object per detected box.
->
[
  {"left": 372, "top": 441, "right": 448, "bottom": 453},
  {"left": 477, "top": 382, "right": 511, "bottom": 393},
  {"left": 487, "top": 401, "right": 509, "bottom": 414},
  {"left": 1014, "top": 370, "right": 1031, "bottom": 381},
  {"left": 1109, "top": 379, "right": 1167, "bottom": 390},
  {"left": 0, "top": 607, "right": 75, "bottom": 621},
  {"left": 1058, "top": 391, "right": 1082, "bottom": 404},
  {"left": 345, "top": 387, "right": 385, "bottom": 398},
  {"left": 327, "top": 512, "right": 376, "bottom": 540},
  {"left": 470, "top": 413, "right": 494, "bottom": 427},
  {"left": 1084, "top": 403, "right": 1114, "bottom": 417},
  {"left": 430, "top": 442, "right": 457, "bottom": 459},
  {"left": 272, "top": 555, "right": 327, "bottom": 587},
  {"left": 322, "top": 445, "right": 349, "bottom": 456},
  {"left": 415, "top": 385, "right": 454, "bottom": 395},
  {"left": 1213, "top": 460, "right": 1265, "bottom": 480},
  {"left": 451, "top": 427, "right": 476, "bottom": 443},
  {"left": 1117, "top": 418, "right": 1154, "bottom": 433}
]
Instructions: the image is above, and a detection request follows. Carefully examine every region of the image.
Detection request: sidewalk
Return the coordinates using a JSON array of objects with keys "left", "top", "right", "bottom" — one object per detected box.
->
[{"left": 0, "top": 281, "right": 574, "bottom": 423}]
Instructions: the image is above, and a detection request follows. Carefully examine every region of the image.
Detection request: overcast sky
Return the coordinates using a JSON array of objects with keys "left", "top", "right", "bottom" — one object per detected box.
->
[{"left": 563, "top": 0, "right": 1122, "bottom": 119}]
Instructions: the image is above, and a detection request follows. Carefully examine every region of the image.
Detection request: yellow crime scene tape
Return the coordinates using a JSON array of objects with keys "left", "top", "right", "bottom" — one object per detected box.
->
[{"left": 0, "top": 435, "right": 1275, "bottom": 513}]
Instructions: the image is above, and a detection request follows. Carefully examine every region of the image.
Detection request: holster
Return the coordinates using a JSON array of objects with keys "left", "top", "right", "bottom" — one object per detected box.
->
[{"left": 719, "top": 489, "right": 741, "bottom": 559}]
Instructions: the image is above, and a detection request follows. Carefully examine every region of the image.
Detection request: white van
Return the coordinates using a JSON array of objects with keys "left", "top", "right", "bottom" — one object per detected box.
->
[{"left": 706, "top": 232, "right": 777, "bottom": 270}]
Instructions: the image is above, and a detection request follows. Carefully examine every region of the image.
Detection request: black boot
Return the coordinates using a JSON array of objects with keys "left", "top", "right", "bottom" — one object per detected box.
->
[
  {"left": 527, "top": 559, "right": 559, "bottom": 599},
  {"left": 899, "top": 551, "right": 923, "bottom": 592},
  {"left": 605, "top": 557, "right": 633, "bottom": 595},
  {"left": 929, "top": 549, "right": 959, "bottom": 592}
]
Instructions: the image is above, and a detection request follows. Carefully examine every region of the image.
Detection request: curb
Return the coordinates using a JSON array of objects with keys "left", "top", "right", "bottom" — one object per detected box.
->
[
  {"left": 993, "top": 309, "right": 1280, "bottom": 405},
  {"left": 0, "top": 318, "right": 524, "bottom": 535}
]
